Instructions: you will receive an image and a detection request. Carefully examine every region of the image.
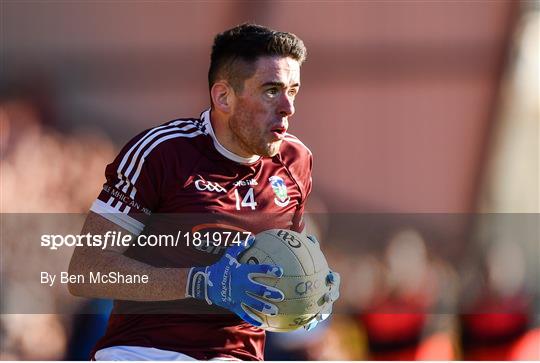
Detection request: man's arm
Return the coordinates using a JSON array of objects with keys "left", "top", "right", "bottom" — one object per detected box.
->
[
  {"left": 68, "top": 211, "right": 189, "bottom": 301},
  {"left": 69, "top": 212, "right": 284, "bottom": 326}
]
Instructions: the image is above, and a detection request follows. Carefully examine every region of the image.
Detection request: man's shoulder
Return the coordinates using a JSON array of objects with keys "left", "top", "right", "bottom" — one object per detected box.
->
[
  {"left": 277, "top": 133, "right": 313, "bottom": 197},
  {"left": 279, "top": 132, "right": 313, "bottom": 164},
  {"left": 121, "top": 117, "right": 208, "bottom": 157},
  {"left": 136, "top": 117, "right": 207, "bottom": 144}
]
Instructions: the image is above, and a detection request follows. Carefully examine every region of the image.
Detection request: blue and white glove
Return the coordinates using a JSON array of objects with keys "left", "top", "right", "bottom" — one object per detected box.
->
[
  {"left": 186, "top": 237, "right": 285, "bottom": 327},
  {"left": 304, "top": 235, "right": 341, "bottom": 331}
]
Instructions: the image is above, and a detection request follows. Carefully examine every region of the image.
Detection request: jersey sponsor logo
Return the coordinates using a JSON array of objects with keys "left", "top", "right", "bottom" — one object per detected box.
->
[
  {"left": 194, "top": 179, "right": 227, "bottom": 193},
  {"left": 269, "top": 176, "right": 290, "bottom": 207},
  {"left": 233, "top": 179, "right": 258, "bottom": 187}
]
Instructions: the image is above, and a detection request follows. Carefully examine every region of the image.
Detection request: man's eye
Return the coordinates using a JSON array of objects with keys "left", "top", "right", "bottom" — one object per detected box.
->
[
  {"left": 266, "top": 88, "right": 279, "bottom": 97},
  {"left": 288, "top": 88, "right": 298, "bottom": 97}
]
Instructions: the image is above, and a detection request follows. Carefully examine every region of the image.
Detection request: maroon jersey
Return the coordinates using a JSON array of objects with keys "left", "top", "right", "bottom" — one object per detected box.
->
[{"left": 89, "top": 109, "right": 313, "bottom": 360}]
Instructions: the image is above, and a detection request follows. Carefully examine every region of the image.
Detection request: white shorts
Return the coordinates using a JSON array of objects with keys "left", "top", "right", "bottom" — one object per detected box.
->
[{"left": 94, "top": 346, "right": 239, "bottom": 361}]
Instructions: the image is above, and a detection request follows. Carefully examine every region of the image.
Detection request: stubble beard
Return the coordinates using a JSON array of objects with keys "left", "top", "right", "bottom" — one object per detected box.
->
[{"left": 229, "top": 111, "right": 281, "bottom": 158}]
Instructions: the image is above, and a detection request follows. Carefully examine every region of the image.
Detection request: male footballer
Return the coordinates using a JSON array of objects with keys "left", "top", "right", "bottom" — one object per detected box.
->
[{"left": 69, "top": 23, "right": 340, "bottom": 360}]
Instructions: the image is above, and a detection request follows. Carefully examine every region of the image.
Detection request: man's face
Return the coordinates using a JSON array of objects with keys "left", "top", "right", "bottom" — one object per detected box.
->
[{"left": 228, "top": 56, "right": 301, "bottom": 158}]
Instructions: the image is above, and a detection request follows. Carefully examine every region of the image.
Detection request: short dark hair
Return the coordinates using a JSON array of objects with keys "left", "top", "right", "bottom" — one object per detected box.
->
[{"left": 208, "top": 23, "right": 307, "bottom": 92}]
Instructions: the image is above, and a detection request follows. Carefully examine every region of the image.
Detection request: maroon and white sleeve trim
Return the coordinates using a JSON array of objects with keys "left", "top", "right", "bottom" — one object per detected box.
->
[{"left": 90, "top": 199, "right": 145, "bottom": 235}]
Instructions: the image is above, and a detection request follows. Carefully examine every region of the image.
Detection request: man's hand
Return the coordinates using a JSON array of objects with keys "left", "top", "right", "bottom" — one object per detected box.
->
[
  {"left": 186, "top": 237, "right": 284, "bottom": 327},
  {"left": 304, "top": 235, "right": 341, "bottom": 331}
]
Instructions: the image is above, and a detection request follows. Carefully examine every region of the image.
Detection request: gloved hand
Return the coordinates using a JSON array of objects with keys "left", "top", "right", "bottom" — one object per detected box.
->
[
  {"left": 304, "top": 235, "right": 341, "bottom": 331},
  {"left": 186, "top": 237, "right": 285, "bottom": 327}
]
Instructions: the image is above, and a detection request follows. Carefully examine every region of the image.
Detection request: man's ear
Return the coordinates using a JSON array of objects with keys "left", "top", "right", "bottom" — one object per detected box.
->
[{"left": 211, "top": 81, "right": 235, "bottom": 113}]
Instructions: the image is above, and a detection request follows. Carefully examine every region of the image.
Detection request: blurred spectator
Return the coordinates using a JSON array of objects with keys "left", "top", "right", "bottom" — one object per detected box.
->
[
  {"left": 358, "top": 229, "right": 459, "bottom": 360},
  {"left": 459, "top": 241, "right": 538, "bottom": 360}
]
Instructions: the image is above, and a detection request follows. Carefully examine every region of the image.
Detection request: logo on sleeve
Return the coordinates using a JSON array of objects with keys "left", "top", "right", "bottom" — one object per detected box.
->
[{"left": 269, "top": 176, "right": 290, "bottom": 207}]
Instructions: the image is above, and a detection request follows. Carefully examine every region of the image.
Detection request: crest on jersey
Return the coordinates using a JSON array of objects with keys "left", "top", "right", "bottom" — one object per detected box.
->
[{"left": 269, "top": 176, "right": 290, "bottom": 207}]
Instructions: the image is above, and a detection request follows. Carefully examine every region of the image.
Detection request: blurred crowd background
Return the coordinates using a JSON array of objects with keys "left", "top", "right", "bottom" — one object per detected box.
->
[{"left": 1, "top": 1, "right": 538, "bottom": 360}]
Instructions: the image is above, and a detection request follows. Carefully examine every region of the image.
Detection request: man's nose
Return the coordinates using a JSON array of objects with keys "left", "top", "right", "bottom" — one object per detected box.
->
[{"left": 278, "top": 93, "right": 295, "bottom": 117}]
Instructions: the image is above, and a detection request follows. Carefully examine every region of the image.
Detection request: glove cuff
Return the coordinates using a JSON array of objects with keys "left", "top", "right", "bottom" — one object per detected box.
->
[{"left": 186, "top": 266, "right": 211, "bottom": 304}]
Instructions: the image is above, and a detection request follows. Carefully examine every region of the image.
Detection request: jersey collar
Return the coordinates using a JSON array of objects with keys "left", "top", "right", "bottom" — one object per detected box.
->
[{"left": 201, "top": 109, "right": 261, "bottom": 165}]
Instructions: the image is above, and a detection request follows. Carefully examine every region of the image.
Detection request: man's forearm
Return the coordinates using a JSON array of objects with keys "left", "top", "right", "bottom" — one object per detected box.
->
[
  {"left": 68, "top": 246, "right": 189, "bottom": 301},
  {"left": 68, "top": 211, "right": 189, "bottom": 301}
]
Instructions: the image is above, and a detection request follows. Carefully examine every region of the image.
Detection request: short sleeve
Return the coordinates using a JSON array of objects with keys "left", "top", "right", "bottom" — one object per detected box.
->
[{"left": 90, "top": 131, "right": 163, "bottom": 235}]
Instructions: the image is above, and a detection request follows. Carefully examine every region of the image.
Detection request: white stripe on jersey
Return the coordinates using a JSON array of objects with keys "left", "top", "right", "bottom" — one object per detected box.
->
[
  {"left": 284, "top": 133, "right": 313, "bottom": 156},
  {"left": 116, "top": 121, "right": 197, "bottom": 193},
  {"left": 122, "top": 123, "right": 197, "bottom": 180},
  {"left": 90, "top": 199, "right": 145, "bottom": 235},
  {"left": 128, "top": 130, "right": 204, "bottom": 199},
  {"left": 115, "top": 121, "right": 183, "bottom": 190},
  {"left": 107, "top": 198, "right": 123, "bottom": 212},
  {"left": 116, "top": 120, "right": 189, "bottom": 174}
]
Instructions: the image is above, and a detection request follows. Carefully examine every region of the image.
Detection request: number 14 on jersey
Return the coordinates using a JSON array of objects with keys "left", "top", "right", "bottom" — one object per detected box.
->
[{"left": 234, "top": 188, "right": 257, "bottom": 210}]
